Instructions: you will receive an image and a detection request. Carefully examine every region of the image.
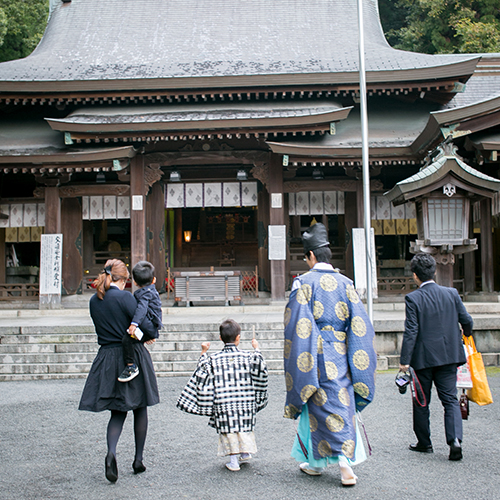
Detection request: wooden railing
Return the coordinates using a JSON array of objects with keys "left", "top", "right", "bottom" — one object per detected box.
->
[
  {"left": 0, "top": 283, "right": 39, "bottom": 300},
  {"left": 166, "top": 266, "right": 258, "bottom": 300},
  {"left": 377, "top": 276, "right": 417, "bottom": 294}
]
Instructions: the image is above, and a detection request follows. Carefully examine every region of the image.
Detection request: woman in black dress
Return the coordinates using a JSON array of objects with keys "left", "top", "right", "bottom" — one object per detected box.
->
[{"left": 79, "top": 259, "right": 159, "bottom": 482}]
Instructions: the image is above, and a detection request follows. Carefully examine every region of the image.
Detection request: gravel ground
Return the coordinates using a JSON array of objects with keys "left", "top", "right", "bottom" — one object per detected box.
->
[{"left": 1, "top": 371, "right": 499, "bottom": 500}]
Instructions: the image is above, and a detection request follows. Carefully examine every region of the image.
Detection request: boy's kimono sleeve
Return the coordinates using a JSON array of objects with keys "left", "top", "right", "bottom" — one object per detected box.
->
[
  {"left": 176, "top": 353, "right": 214, "bottom": 416},
  {"left": 250, "top": 351, "right": 269, "bottom": 412},
  {"left": 283, "top": 287, "right": 319, "bottom": 420}
]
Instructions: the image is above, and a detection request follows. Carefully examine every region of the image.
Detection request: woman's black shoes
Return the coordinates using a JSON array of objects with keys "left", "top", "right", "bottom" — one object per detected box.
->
[
  {"left": 105, "top": 452, "right": 118, "bottom": 482},
  {"left": 133, "top": 459, "right": 146, "bottom": 474}
]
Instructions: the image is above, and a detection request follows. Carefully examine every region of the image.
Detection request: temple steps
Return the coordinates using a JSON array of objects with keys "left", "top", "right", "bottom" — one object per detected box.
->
[{"left": 0, "top": 323, "right": 287, "bottom": 381}]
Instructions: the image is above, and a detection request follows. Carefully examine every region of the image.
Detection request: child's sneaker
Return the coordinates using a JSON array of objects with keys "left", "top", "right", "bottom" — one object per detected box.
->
[{"left": 118, "top": 364, "right": 139, "bottom": 382}]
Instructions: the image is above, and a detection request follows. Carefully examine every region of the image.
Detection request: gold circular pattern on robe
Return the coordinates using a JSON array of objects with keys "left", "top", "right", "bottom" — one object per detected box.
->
[
  {"left": 351, "top": 316, "right": 367, "bottom": 337},
  {"left": 354, "top": 382, "right": 370, "bottom": 398},
  {"left": 320, "top": 274, "right": 338, "bottom": 292},
  {"left": 317, "top": 335, "right": 324, "bottom": 354},
  {"left": 284, "top": 339, "right": 292, "bottom": 359},
  {"left": 313, "top": 300, "right": 324, "bottom": 320},
  {"left": 334, "top": 329, "right": 346, "bottom": 341},
  {"left": 318, "top": 440, "right": 333, "bottom": 457},
  {"left": 300, "top": 384, "right": 317, "bottom": 402},
  {"left": 321, "top": 325, "right": 334, "bottom": 331},
  {"left": 297, "top": 284, "right": 312, "bottom": 305},
  {"left": 353, "top": 350, "right": 370, "bottom": 371},
  {"left": 334, "top": 342, "right": 347, "bottom": 355},
  {"left": 284, "top": 307, "right": 291, "bottom": 327},
  {"left": 335, "top": 301, "right": 349, "bottom": 321},
  {"left": 338, "top": 387, "right": 350, "bottom": 406},
  {"left": 309, "top": 413, "right": 318, "bottom": 433},
  {"left": 342, "top": 440, "right": 355, "bottom": 459},
  {"left": 326, "top": 413, "right": 345, "bottom": 432},
  {"left": 346, "top": 284, "right": 360, "bottom": 304},
  {"left": 297, "top": 352, "right": 314, "bottom": 373},
  {"left": 325, "top": 361, "right": 338, "bottom": 380},
  {"left": 285, "top": 372, "right": 293, "bottom": 392},
  {"left": 283, "top": 404, "right": 299, "bottom": 419},
  {"left": 296, "top": 318, "right": 313, "bottom": 339},
  {"left": 312, "top": 387, "right": 327, "bottom": 406}
]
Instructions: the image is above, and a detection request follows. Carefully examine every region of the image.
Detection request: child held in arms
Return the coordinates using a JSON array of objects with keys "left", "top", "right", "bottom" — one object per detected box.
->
[
  {"left": 177, "top": 319, "right": 268, "bottom": 471},
  {"left": 118, "top": 261, "right": 163, "bottom": 382}
]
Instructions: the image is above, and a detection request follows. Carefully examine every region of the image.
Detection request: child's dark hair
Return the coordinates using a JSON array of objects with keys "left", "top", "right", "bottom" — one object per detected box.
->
[
  {"left": 132, "top": 261, "right": 155, "bottom": 287},
  {"left": 219, "top": 319, "right": 241, "bottom": 344}
]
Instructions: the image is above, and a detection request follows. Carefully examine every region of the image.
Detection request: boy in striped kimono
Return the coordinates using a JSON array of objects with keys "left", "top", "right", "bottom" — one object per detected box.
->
[{"left": 177, "top": 319, "right": 268, "bottom": 471}]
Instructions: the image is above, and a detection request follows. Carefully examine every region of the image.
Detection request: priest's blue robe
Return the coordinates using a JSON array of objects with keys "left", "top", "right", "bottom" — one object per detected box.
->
[{"left": 284, "top": 268, "right": 376, "bottom": 461}]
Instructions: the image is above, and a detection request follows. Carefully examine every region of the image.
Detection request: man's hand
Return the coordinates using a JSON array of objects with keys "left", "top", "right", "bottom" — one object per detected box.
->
[
  {"left": 399, "top": 364, "right": 410, "bottom": 372},
  {"left": 201, "top": 342, "right": 210, "bottom": 354}
]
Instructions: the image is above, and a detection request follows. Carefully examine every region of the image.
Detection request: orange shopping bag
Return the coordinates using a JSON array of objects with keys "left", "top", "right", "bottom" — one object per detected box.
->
[{"left": 463, "top": 335, "right": 493, "bottom": 406}]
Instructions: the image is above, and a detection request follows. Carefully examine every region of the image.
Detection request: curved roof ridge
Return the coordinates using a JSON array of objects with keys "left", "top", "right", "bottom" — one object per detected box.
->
[{"left": 0, "top": 0, "right": 478, "bottom": 89}]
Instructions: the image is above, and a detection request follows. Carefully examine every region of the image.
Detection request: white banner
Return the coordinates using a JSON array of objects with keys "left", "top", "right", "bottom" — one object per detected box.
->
[
  {"left": 268, "top": 225, "right": 286, "bottom": 260},
  {"left": 40, "top": 234, "right": 63, "bottom": 295}
]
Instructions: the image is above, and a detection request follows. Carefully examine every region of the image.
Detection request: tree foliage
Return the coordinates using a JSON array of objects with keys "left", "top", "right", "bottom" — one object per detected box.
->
[
  {"left": 379, "top": 0, "right": 500, "bottom": 54},
  {"left": 0, "top": 0, "right": 48, "bottom": 63}
]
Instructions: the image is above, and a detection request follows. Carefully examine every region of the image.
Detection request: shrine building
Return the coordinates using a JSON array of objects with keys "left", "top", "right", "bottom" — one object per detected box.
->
[{"left": 1, "top": 0, "right": 500, "bottom": 302}]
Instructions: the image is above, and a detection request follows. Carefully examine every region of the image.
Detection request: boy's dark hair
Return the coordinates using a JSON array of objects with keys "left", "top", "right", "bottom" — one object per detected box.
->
[
  {"left": 305, "top": 246, "right": 332, "bottom": 263},
  {"left": 132, "top": 261, "right": 155, "bottom": 287},
  {"left": 219, "top": 319, "right": 241, "bottom": 344},
  {"left": 410, "top": 253, "right": 436, "bottom": 282}
]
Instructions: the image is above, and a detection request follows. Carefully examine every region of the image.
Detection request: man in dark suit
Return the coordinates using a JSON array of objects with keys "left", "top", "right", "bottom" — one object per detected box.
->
[{"left": 399, "top": 253, "right": 473, "bottom": 461}]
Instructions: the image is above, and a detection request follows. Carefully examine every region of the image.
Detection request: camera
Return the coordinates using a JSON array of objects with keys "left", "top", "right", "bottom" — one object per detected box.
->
[{"left": 395, "top": 370, "right": 411, "bottom": 394}]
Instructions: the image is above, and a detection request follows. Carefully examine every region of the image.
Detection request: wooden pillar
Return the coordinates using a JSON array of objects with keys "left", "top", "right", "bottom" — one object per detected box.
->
[
  {"left": 257, "top": 185, "right": 270, "bottom": 292},
  {"left": 344, "top": 192, "right": 357, "bottom": 280},
  {"left": 82, "top": 221, "right": 93, "bottom": 273},
  {"left": 174, "top": 209, "right": 183, "bottom": 267},
  {"left": 464, "top": 209, "right": 476, "bottom": 293},
  {"left": 435, "top": 259, "right": 454, "bottom": 288},
  {"left": 61, "top": 198, "right": 83, "bottom": 295},
  {"left": 480, "top": 197, "right": 494, "bottom": 292},
  {"left": 355, "top": 180, "right": 364, "bottom": 228},
  {"left": 130, "top": 156, "right": 147, "bottom": 274},
  {"left": 268, "top": 154, "right": 285, "bottom": 301},
  {"left": 0, "top": 229, "right": 5, "bottom": 283},
  {"left": 146, "top": 182, "right": 166, "bottom": 293},
  {"left": 44, "top": 187, "right": 61, "bottom": 234}
]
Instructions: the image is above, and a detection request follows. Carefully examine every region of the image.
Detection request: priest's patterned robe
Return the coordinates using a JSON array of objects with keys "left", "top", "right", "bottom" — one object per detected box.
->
[{"left": 284, "top": 268, "right": 376, "bottom": 461}]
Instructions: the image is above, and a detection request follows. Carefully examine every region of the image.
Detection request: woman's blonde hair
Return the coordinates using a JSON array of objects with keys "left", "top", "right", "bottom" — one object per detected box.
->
[{"left": 93, "top": 259, "right": 130, "bottom": 300}]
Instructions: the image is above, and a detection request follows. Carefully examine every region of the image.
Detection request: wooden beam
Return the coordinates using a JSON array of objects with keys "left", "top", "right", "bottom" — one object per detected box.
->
[{"left": 130, "top": 156, "right": 146, "bottom": 279}]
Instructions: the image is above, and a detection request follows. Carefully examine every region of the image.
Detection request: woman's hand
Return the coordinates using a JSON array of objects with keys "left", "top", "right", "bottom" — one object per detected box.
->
[{"left": 144, "top": 339, "right": 156, "bottom": 345}]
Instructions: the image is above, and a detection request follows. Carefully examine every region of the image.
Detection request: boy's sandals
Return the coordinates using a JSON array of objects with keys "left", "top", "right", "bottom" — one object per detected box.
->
[
  {"left": 239, "top": 453, "right": 252, "bottom": 463},
  {"left": 225, "top": 463, "right": 240, "bottom": 472}
]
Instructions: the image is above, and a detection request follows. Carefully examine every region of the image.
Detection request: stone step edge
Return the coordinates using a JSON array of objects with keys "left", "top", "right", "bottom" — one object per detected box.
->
[{"left": 379, "top": 353, "right": 500, "bottom": 370}]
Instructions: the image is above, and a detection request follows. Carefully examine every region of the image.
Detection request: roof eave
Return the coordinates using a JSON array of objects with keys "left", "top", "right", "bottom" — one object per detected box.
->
[{"left": 0, "top": 58, "right": 480, "bottom": 94}]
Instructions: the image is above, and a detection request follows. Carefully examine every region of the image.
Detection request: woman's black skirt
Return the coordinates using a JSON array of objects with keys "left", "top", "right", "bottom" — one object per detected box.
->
[{"left": 79, "top": 343, "right": 159, "bottom": 412}]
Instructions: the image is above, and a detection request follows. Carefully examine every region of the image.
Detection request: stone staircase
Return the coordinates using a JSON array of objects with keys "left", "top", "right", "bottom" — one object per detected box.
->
[{"left": 0, "top": 322, "right": 286, "bottom": 381}]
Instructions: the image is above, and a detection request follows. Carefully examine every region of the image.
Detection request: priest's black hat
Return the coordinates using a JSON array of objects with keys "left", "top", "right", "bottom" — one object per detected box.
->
[{"left": 303, "top": 223, "right": 330, "bottom": 252}]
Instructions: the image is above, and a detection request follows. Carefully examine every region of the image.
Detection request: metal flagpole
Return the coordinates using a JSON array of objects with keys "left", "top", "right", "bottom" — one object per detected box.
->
[{"left": 356, "top": 0, "right": 373, "bottom": 321}]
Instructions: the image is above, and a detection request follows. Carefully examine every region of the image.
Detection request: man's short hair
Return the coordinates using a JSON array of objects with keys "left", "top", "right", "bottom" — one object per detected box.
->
[
  {"left": 410, "top": 253, "right": 436, "bottom": 282},
  {"left": 306, "top": 246, "right": 332, "bottom": 263},
  {"left": 219, "top": 319, "right": 241, "bottom": 343},
  {"left": 132, "top": 261, "right": 155, "bottom": 287}
]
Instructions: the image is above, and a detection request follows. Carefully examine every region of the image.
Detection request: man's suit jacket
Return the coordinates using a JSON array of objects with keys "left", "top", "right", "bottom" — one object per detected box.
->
[{"left": 400, "top": 282, "right": 473, "bottom": 371}]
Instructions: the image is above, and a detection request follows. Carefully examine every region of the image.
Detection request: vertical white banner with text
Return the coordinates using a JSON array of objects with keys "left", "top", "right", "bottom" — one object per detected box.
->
[{"left": 40, "top": 234, "right": 63, "bottom": 295}]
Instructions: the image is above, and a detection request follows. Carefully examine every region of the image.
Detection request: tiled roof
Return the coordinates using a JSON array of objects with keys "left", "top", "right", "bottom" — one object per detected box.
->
[
  {"left": 0, "top": 0, "right": 477, "bottom": 90},
  {"left": 45, "top": 102, "right": 351, "bottom": 132}
]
